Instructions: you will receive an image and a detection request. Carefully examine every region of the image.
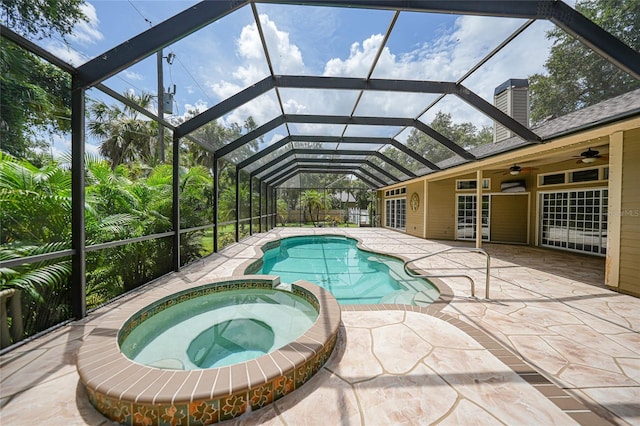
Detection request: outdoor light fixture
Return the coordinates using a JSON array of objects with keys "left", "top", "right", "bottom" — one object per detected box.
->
[
  {"left": 509, "top": 165, "right": 521, "bottom": 175},
  {"left": 575, "top": 148, "right": 604, "bottom": 163}
]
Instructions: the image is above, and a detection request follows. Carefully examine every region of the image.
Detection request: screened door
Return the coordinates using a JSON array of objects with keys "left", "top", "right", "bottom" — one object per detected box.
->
[
  {"left": 385, "top": 198, "right": 406, "bottom": 230},
  {"left": 456, "top": 195, "right": 490, "bottom": 241}
]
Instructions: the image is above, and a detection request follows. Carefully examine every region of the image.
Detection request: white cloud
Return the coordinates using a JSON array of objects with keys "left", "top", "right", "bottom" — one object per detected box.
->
[
  {"left": 123, "top": 70, "right": 144, "bottom": 81},
  {"left": 201, "top": 12, "right": 553, "bottom": 136},
  {"left": 324, "top": 34, "right": 385, "bottom": 77},
  {"left": 256, "top": 14, "right": 305, "bottom": 74},
  {"left": 174, "top": 100, "right": 211, "bottom": 122},
  {"left": 46, "top": 43, "right": 86, "bottom": 66},
  {"left": 205, "top": 14, "right": 308, "bottom": 129},
  {"left": 222, "top": 91, "right": 281, "bottom": 129},
  {"left": 68, "top": 3, "right": 104, "bottom": 46},
  {"left": 43, "top": 3, "right": 105, "bottom": 67}
]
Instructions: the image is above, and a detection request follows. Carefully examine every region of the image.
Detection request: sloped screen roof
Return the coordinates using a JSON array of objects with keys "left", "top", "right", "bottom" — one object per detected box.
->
[{"left": 4, "top": 0, "right": 638, "bottom": 188}]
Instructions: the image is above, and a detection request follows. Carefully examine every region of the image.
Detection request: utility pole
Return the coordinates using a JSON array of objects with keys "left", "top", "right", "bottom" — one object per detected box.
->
[{"left": 157, "top": 50, "right": 165, "bottom": 163}]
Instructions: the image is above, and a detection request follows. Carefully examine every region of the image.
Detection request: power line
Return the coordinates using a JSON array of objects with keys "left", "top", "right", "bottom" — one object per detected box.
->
[
  {"left": 127, "top": 0, "right": 153, "bottom": 27},
  {"left": 175, "top": 55, "right": 214, "bottom": 105},
  {"left": 46, "top": 34, "right": 147, "bottom": 95}
]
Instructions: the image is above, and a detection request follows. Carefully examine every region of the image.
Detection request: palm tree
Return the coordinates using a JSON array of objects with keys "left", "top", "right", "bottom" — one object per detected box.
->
[
  {"left": 0, "top": 153, "right": 141, "bottom": 329},
  {"left": 300, "top": 190, "right": 331, "bottom": 226},
  {"left": 277, "top": 198, "right": 288, "bottom": 226},
  {"left": 87, "top": 92, "right": 157, "bottom": 170},
  {"left": 0, "top": 152, "right": 72, "bottom": 245}
]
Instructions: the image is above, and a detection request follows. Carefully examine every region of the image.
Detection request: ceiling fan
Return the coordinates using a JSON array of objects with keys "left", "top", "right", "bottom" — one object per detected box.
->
[
  {"left": 573, "top": 148, "right": 607, "bottom": 164},
  {"left": 495, "top": 164, "right": 537, "bottom": 175}
]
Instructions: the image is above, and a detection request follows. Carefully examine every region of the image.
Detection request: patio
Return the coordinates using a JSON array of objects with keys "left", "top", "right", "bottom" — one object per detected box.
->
[{"left": 1, "top": 227, "right": 638, "bottom": 425}]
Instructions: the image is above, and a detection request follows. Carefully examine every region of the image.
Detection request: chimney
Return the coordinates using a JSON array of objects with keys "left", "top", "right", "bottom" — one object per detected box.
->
[{"left": 493, "top": 78, "right": 529, "bottom": 143}]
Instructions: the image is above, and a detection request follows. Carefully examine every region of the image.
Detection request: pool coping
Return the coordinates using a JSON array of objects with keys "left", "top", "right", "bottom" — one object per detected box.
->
[{"left": 76, "top": 276, "right": 341, "bottom": 425}]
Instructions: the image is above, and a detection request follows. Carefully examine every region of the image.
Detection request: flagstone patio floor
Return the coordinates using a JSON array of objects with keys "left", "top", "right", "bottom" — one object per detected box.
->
[{"left": 1, "top": 228, "right": 638, "bottom": 425}]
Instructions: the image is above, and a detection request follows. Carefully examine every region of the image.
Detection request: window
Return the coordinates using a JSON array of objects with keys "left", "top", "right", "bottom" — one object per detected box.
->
[
  {"left": 570, "top": 168, "right": 600, "bottom": 183},
  {"left": 456, "top": 195, "right": 490, "bottom": 240},
  {"left": 385, "top": 187, "right": 406, "bottom": 197},
  {"left": 539, "top": 189, "right": 607, "bottom": 255},
  {"left": 385, "top": 198, "right": 406, "bottom": 230},
  {"left": 538, "top": 166, "right": 608, "bottom": 187},
  {"left": 456, "top": 178, "right": 490, "bottom": 191},
  {"left": 541, "top": 173, "right": 565, "bottom": 186}
]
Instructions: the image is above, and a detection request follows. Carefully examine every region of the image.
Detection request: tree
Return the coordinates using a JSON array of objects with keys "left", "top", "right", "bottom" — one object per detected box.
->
[
  {"left": 1, "top": 0, "right": 87, "bottom": 39},
  {"left": 385, "top": 112, "right": 492, "bottom": 168},
  {"left": 300, "top": 190, "right": 331, "bottom": 226},
  {"left": 0, "top": 0, "right": 87, "bottom": 162},
  {"left": 529, "top": 0, "right": 640, "bottom": 124},
  {"left": 0, "top": 39, "right": 72, "bottom": 162},
  {"left": 87, "top": 93, "right": 158, "bottom": 170},
  {"left": 277, "top": 198, "right": 288, "bottom": 226}
]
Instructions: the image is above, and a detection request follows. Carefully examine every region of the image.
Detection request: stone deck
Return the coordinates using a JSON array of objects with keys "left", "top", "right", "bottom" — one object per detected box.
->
[{"left": 1, "top": 228, "right": 638, "bottom": 425}]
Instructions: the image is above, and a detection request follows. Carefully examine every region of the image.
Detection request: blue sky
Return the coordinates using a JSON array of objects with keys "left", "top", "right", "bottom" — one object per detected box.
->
[{"left": 19, "top": 1, "right": 581, "bottom": 157}]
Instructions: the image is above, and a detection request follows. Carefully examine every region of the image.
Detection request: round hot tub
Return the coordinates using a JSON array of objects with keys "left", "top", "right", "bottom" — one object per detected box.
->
[
  {"left": 120, "top": 287, "right": 318, "bottom": 370},
  {"left": 77, "top": 277, "right": 340, "bottom": 425}
]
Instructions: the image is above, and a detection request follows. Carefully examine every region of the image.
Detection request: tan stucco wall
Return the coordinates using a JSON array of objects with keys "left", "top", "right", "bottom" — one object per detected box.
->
[
  {"left": 425, "top": 178, "right": 456, "bottom": 240},
  {"left": 379, "top": 117, "right": 640, "bottom": 297},
  {"left": 618, "top": 128, "right": 640, "bottom": 297},
  {"left": 388, "top": 158, "right": 613, "bottom": 246},
  {"left": 405, "top": 181, "right": 425, "bottom": 238},
  {"left": 490, "top": 194, "right": 529, "bottom": 244}
]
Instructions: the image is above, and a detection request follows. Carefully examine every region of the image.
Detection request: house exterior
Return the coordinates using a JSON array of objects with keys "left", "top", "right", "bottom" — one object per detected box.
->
[{"left": 380, "top": 88, "right": 640, "bottom": 297}]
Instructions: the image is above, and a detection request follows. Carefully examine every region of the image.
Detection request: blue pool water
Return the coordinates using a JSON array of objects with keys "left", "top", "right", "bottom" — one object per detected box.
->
[
  {"left": 120, "top": 289, "right": 317, "bottom": 369},
  {"left": 255, "top": 236, "right": 439, "bottom": 305}
]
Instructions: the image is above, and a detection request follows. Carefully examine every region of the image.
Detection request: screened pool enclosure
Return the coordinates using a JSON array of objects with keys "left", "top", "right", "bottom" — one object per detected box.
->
[{"left": 1, "top": 0, "right": 638, "bottom": 350}]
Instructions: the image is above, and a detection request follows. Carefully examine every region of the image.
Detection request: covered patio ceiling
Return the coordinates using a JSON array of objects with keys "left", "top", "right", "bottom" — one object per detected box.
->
[{"left": 5, "top": 0, "right": 639, "bottom": 188}]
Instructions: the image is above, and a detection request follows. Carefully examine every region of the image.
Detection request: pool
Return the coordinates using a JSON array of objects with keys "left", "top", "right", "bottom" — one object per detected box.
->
[
  {"left": 247, "top": 235, "right": 439, "bottom": 305},
  {"left": 77, "top": 277, "right": 341, "bottom": 425},
  {"left": 120, "top": 288, "right": 318, "bottom": 369}
]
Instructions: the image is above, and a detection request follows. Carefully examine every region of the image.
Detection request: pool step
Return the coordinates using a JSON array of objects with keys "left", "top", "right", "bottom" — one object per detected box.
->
[
  {"left": 379, "top": 290, "right": 416, "bottom": 305},
  {"left": 378, "top": 290, "right": 436, "bottom": 306},
  {"left": 413, "top": 291, "right": 436, "bottom": 306}
]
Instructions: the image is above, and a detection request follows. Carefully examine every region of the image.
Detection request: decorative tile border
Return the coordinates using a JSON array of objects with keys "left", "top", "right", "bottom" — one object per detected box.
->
[
  {"left": 118, "top": 278, "right": 276, "bottom": 345},
  {"left": 77, "top": 277, "right": 340, "bottom": 426}
]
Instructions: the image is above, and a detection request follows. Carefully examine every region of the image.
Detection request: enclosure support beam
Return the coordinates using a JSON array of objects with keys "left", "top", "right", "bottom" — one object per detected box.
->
[
  {"left": 173, "top": 134, "right": 181, "bottom": 271},
  {"left": 213, "top": 159, "right": 219, "bottom": 252},
  {"left": 157, "top": 50, "right": 165, "bottom": 163},
  {"left": 176, "top": 77, "right": 274, "bottom": 137},
  {"left": 249, "top": 176, "right": 253, "bottom": 235},
  {"left": 215, "top": 116, "right": 285, "bottom": 159},
  {"left": 475, "top": 169, "right": 483, "bottom": 249},
  {"left": 549, "top": 1, "right": 640, "bottom": 80},
  {"left": 237, "top": 136, "right": 291, "bottom": 169},
  {"left": 235, "top": 165, "right": 240, "bottom": 242},
  {"left": 75, "top": 1, "right": 249, "bottom": 88},
  {"left": 259, "top": 180, "right": 263, "bottom": 233},
  {"left": 268, "top": 186, "right": 273, "bottom": 229},
  {"left": 272, "top": 187, "right": 277, "bottom": 228},
  {"left": 71, "top": 79, "right": 86, "bottom": 320},
  {"left": 264, "top": 163, "right": 299, "bottom": 187},
  {"left": 270, "top": 166, "right": 381, "bottom": 188},
  {"left": 249, "top": 149, "right": 411, "bottom": 182}
]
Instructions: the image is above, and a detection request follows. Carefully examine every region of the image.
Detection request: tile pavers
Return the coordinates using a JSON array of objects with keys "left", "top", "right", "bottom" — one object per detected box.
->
[{"left": 1, "top": 228, "right": 638, "bottom": 425}]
